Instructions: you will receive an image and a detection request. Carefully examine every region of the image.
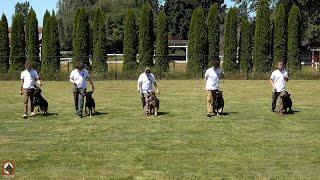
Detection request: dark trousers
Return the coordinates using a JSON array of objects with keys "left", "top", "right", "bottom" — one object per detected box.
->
[
  {"left": 73, "top": 87, "right": 86, "bottom": 116},
  {"left": 272, "top": 91, "right": 287, "bottom": 112}
]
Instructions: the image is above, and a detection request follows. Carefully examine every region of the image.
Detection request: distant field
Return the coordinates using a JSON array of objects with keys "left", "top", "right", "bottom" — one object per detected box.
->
[{"left": 0, "top": 80, "right": 319, "bottom": 179}]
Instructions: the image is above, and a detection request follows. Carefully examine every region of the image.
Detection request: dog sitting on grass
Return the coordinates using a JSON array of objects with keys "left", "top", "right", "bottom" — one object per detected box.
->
[
  {"left": 85, "top": 91, "right": 95, "bottom": 117},
  {"left": 33, "top": 88, "right": 48, "bottom": 115},
  {"left": 280, "top": 91, "right": 293, "bottom": 114},
  {"left": 147, "top": 91, "right": 160, "bottom": 116},
  {"left": 214, "top": 90, "right": 224, "bottom": 116}
]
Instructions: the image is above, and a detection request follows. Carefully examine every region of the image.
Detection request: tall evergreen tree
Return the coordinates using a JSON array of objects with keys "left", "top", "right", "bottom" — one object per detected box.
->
[
  {"left": 92, "top": 8, "right": 107, "bottom": 73},
  {"left": 287, "top": 4, "right": 301, "bottom": 71},
  {"left": 73, "top": 8, "right": 90, "bottom": 67},
  {"left": 0, "top": 14, "right": 10, "bottom": 73},
  {"left": 187, "top": 7, "right": 208, "bottom": 77},
  {"left": 155, "top": 11, "right": 169, "bottom": 74},
  {"left": 223, "top": 8, "right": 238, "bottom": 72},
  {"left": 26, "top": 8, "right": 40, "bottom": 71},
  {"left": 273, "top": 3, "right": 287, "bottom": 67},
  {"left": 138, "top": 3, "right": 154, "bottom": 68},
  {"left": 50, "top": 11, "right": 61, "bottom": 71},
  {"left": 41, "top": 11, "right": 53, "bottom": 75},
  {"left": 208, "top": 3, "right": 220, "bottom": 64},
  {"left": 9, "top": 13, "right": 26, "bottom": 73},
  {"left": 123, "top": 9, "right": 138, "bottom": 73},
  {"left": 239, "top": 18, "right": 252, "bottom": 73},
  {"left": 253, "top": 0, "right": 271, "bottom": 73}
]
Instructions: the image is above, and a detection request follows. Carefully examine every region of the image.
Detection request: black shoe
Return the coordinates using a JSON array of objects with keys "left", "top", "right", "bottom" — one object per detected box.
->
[
  {"left": 271, "top": 107, "right": 275, "bottom": 112},
  {"left": 207, "top": 114, "right": 212, "bottom": 117}
]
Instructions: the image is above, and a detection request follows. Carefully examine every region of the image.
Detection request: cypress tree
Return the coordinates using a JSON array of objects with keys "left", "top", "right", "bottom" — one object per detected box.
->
[
  {"left": 50, "top": 11, "right": 61, "bottom": 72},
  {"left": 253, "top": 0, "right": 271, "bottom": 73},
  {"left": 9, "top": 13, "right": 26, "bottom": 73},
  {"left": 138, "top": 3, "right": 154, "bottom": 68},
  {"left": 41, "top": 11, "right": 52, "bottom": 75},
  {"left": 287, "top": 4, "right": 301, "bottom": 71},
  {"left": 73, "top": 8, "right": 90, "bottom": 67},
  {"left": 155, "top": 11, "right": 169, "bottom": 74},
  {"left": 26, "top": 8, "right": 40, "bottom": 71},
  {"left": 273, "top": 3, "right": 287, "bottom": 67},
  {"left": 123, "top": 9, "right": 138, "bottom": 73},
  {"left": 239, "top": 18, "right": 252, "bottom": 73},
  {"left": 223, "top": 8, "right": 238, "bottom": 73},
  {"left": 187, "top": 7, "right": 208, "bottom": 77},
  {"left": 208, "top": 3, "right": 220, "bottom": 64},
  {"left": 92, "top": 8, "right": 107, "bottom": 73},
  {"left": 0, "top": 14, "right": 10, "bottom": 73}
]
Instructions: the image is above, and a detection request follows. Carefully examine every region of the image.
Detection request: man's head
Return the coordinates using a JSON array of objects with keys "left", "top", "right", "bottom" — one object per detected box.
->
[
  {"left": 277, "top": 61, "right": 284, "bottom": 70},
  {"left": 76, "top": 62, "right": 85, "bottom": 71},
  {"left": 145, "top": 67, "right": 151, "bottom": 75},
  {"left": 212, "top": 56, "right": 220, "bottom": 68},
  {"left": 25, "top": 61, "right": 33, "bottom": 71}
]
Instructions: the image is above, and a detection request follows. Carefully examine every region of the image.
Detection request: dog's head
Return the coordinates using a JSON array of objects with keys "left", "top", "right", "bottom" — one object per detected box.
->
[
  {"left": 86, "top": 91, "right": 93, "bottom": 99},
  {"left": 33, "top": 88, "right": 42, "bottom": 97}
]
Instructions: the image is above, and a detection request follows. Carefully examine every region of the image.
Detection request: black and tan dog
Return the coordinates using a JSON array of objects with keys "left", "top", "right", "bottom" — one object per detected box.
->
[
  {"left": 33, "top": 88, "right": 48, "bottom": 115},
  {"left": 85, "top": 91, "right": 95, "bottom": 117},
  {"left": 214, "top": 90, "right": 224, "bottom": 116},
  {"left": 280, "top": 91, "right": 293, "bottom": 114},
  {"left": 147, "top": 92, "right": 160, "bottom": 116}
]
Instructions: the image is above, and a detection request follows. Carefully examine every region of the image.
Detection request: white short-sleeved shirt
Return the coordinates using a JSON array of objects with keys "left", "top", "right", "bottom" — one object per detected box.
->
[
  {"left": 138, "top": 73, "right": 156, "bottom": 93},
  {"left": 205, "top": 67, "right": 222, "bottom": 90},
  {"left": 270, "top": 69, "right": 288, "bottom": 92},
  {"left": 70, "top": 69, "right": 90, "bottom": 89},
  {"left": 20, "top": 69, "right": 39, "bottom": 89}
]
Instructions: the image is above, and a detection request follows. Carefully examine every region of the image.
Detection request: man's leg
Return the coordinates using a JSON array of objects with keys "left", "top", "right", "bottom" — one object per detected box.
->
[
  {"left": 73, "top": 88, "right": 79, "bottom": 115},
  {"left": 78, "top": 89, "right": 85, "bottom": 117},
  {"left": 271, "top": 92, "right": 279, "bottom": 112},
  {"left": 143, "top": 93, "right": 149, "bottom": 115},
  {"left": 206, "top": 90, "right": 213, "bottom": 116},
  {"left": 279, "top": 91, "right": 287, "bottom": 114},
  {"left": 23, "top": 90, "right": 28, "bottom": 117},
  {"left": 141, "top": 93, "right": 146, "bottom": 109}
]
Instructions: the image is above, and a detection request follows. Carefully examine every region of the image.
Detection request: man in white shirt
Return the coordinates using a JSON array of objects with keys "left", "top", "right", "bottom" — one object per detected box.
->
[
  {"left": 70, "top": 62, "right": 94, "bottom": 118},
  {"left": 137, "top": 67, "right": 159, "bottom": 115},
  {"left": 20, "top": 61, "right": 41, "bottom": 118},
  {"left": 204, "top": 57, "right": 223, "bottom": 117},
  {"left": 269, "top": 61, "right": 289, "bottom": 114}
]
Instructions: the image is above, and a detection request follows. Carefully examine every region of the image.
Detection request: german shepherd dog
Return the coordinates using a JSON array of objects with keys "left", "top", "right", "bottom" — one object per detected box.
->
[
  {"left": 280, "top": 91, "right": 293, "bottom": 114},
  {"left": 85, "top": 91, "right": 95, "bottom": 117},
  {"left": 214, "top": 90, "right": 224, "bottom": 116},
  {"left": 147, "top": 92, "right": 160, "bottom": 116},
  {"left": 33, "top": 88, "right": 48, "bottom": 115}
]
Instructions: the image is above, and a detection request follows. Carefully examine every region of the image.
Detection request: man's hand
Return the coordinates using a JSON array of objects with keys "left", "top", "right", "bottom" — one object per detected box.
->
[
  {"left": 156, "top": 89, "right": 160, "bottom": 94},
  {"left": 92, "top": 86, "right": 95, "bottom": 92},
  {"left": 20, "top": 90, "right": 23, "bottom": 95}
]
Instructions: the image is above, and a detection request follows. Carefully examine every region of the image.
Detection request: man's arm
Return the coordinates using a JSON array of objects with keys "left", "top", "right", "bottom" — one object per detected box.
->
[
  {"left": 153, "top": 82, "right": 159, "bottom": 93},
  {"left": 20, "top": 80, "right": 24, "bottom": 95},
  {"left": 269, "top": 79, "right": 276, "bottom": 91}
]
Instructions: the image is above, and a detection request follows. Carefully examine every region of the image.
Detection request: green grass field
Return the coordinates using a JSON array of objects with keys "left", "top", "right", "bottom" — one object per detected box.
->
[{"left": 1, "top": 80, "right": 319, "bottom": 179}]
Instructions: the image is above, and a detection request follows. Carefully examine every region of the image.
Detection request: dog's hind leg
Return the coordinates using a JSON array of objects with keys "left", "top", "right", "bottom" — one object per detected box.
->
[{"left": 154, "top": 108, "right": 158, "bottom": 116}]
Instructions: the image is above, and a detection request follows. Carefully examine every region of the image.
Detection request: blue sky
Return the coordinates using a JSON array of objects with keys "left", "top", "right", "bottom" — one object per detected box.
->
[{"left": 0, "top": 0, "right": 234, "bottom": 26}]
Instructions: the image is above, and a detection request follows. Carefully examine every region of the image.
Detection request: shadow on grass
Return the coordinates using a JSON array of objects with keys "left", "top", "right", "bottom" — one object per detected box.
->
[
  {"left": 33, "top": 112, "right": 59, "bottom": 117},
  {"left": 92, "top": 111, "right": 108, "bottom": 116},
  {"left": 219, "top": 112, "right": 238, "bottom": 116},
  {"left": 156, "top": 111, "right": 169, "bottom": 116}
]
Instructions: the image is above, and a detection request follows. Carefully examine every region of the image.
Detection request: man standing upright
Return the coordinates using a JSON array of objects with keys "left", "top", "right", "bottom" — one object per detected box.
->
[
  {"left": 70, "top": 63, "right": 94, "bottom": 118},
  {"left": 137, "top": 67, "right": 159, "bottom": 116},
  {"left": 20, "top": 61, "right": 41, "bottom": 119},
  {"left": 204, "top": 57, "right": 223, "bottom": 117},
  {"left": 270, "top": 61, "right": 289, "bottom": 115}
]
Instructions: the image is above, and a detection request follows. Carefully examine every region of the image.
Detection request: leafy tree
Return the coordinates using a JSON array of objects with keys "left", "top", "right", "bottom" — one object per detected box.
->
[
  {"left": 9, "top": 13, "right": 26, "bottom": 74},
  {"left": 208, "top": 3, "right": 220, "bottom": 64},
  {"left": 155, "top": 10, "right": 169, "bottom": 74},
  {"left": 0, "top": 14, "right": 10, "bottom": 73},
  {"left": 26, "top": 8, "right": 40, "bottom": 71},
  {"left": 187, "top": 7, "right": 208, "bottom": 77},
  {"left": 73, "top": 8, "right": 90, "bottom": 67},
  {"left": 138, "top": 3, "right": 154, "bottom": 68},
  {"left": 273, "top": 3, "right": 287, "bottom": 67},
  {"left": 41, "top": 11, "right": 53, "bottom": 75},
  {"left": 239, "top": 18, "right": 252, "bottom": 73},
  {"left": 123, "top": 9, "right": 138, "bottom": 73},
  {"left": 15, "top": 1, "right": 30, "bottom": 21},
  {"left": 223, "top": 8, "right": 238, "bottom": 72},
  {"left": 92, "top": 8, "right": 107, "bottom": 73},
  {"left": 287, "top": 4, "right": 301, "bottom": 71},
  {"left": 50, "top": 11, "right": 61, "bottom": 71},
  {"left": 253, "top": 0, "right": 271, "bottom": 73}
]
